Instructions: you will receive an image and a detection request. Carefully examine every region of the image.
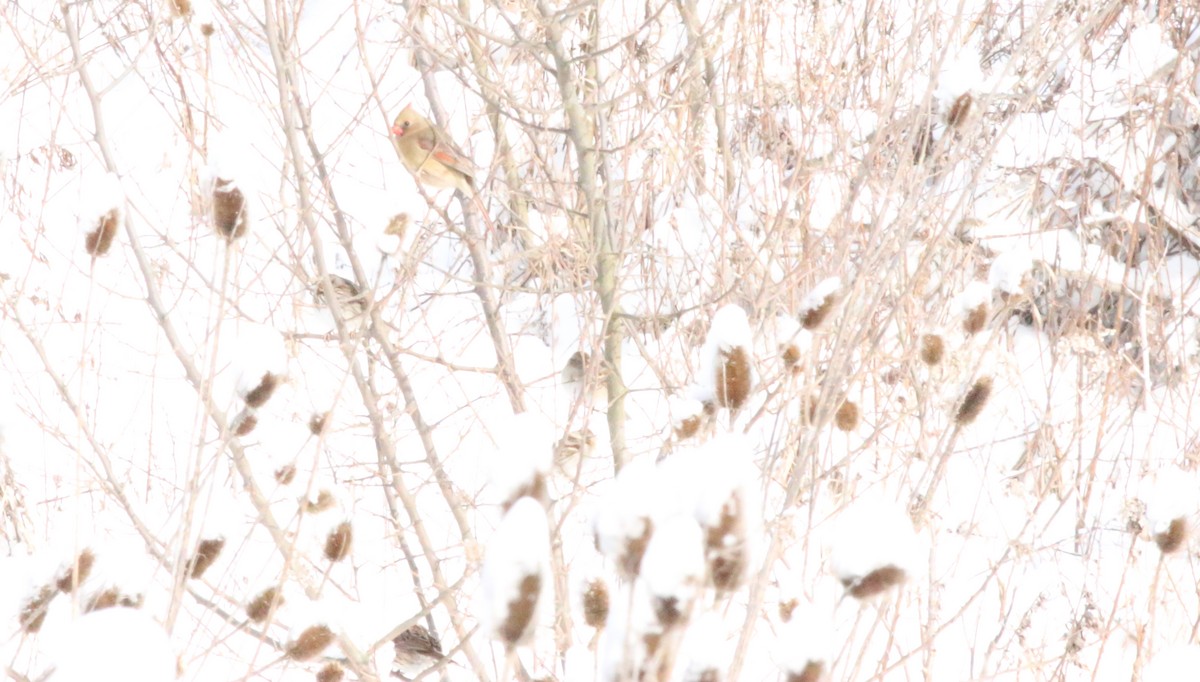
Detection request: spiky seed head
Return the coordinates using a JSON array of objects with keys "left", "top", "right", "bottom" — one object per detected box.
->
[
  {"left": 963, "top": 304, "right": 988, "bottom": 335},
  {"left": 504, "top": 473, "right": 548, "bottom": 512},
  {"left": 212, "top": 177, "right": 249, "bottom": 240},
  {"left": 1155, "top": 517, "right": 1187, "bottom": 554},
  {"left": 316, "top": 662, "right": 344, "bottom": 682},
  {"left": 706, "top": 495, "right": 747, "bottom": 592},
  {"left": 787, "top": 660, "right": 826, "bottom": 682},
  {"left": 85, "top": 587, "right": 141, "bottom": 612},
  {"left": 306, "top": 489, "right": 336, "bottom": 513},
  {"left": 274, "top": 463, "right": 296, "bottom": 485},
  {"left": 243, "top": 372, "right": 278, "bottom": 408},
  {"left": 499, "top": 574, "right": 541, "bottom": 648},
  {"left": 582, "top": 578, "right": 609, "bottom": 628},
  {"left": 620, "top": 519, "right": 654, "bottom": 579},
  {"left": 781, "top": 343, "right": 802, "bottom": 370},
  {"left": 835, "top": 400, "right": 859, "bottom": 432},
  {"left": 286, "top": 624, "right": 335, "bottom": 661},
  {"left": 919, "top": 334, "right": 945, "bottom": 365},
  {"left": 715, "top": 346, "right": 752, "bottom": 410},
  {"left": 85, "top": 208, "right": 120, "bottom": 256},
  {"left": 946, "top": 92, "right": 973, "bottom": 128},
  {"left": 19, "top": 585, "right": 56, "bottom": 633},
  {"left": 779, "top": 598, "right": 798, "bottom": 622},
  {"left": 324, "top": 521, "right": 353, "bottom": 562},
  {"left": 199, "top": 22, "right": 214, "bottom": 36},
  {"left": 800, "top": 279, "right": 843, "bottom": 330},
  {"left": 843, "top": 565, "right": 906, "bottom": 599},
  {"left": 675, "top": 415, "right": 702, "bottom": 440},
  {"left": 385, "top": 213, "right": 409, "bottom": 237},
  {"left": 955, "top": 376, "right": 993, "bottom": 426},
  {"left": 56, "top": 548, "right": 96, "bottom": 593},
  {"left": 696, "top": 670, "right": 720, "bottom": 682},
  {"left": 171, "top": 0, "right": 192, "bottom": 17},
  {"left": 308, "top": 412, "right": 329, "bottom": 435},
  {"left": 188, "top": 537, "right": 226, "bottom": 579},
  {"left": 654, "top": 596, "right": 683, "bottom": 628},
  {"left": 246, "top": 586, "right": 283, "bottom": 623},
  {"left": 234, "top": 410, "right": 257, "bottom": 436}
]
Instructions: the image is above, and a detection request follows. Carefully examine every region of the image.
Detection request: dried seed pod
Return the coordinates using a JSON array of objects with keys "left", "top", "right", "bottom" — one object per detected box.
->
[
  {"left": 946, "top": 92, "right": 973, "bottom": 128},
  {"left": 233, "top": 410, "right": 258, "bottom": 436},
  {"left": 242, "top": 372, "right": 278, "bottom": 408},
  {"left": 675, "top": 415, "right": 702, "bottom": 440},
  {"left": 308, "top": 412, "right": 328, "bottom": 435},
  {"left": 274, "top": 464, "right": 296, "bottom": 485},
  {"left": 85, "top": 208, "right": 120, "bottom": 256},
  {"left": 955, "top": 376, "right": 993, "bottom": 426},
  {"left": 85, "top": 587, "right": 142, "bottom": 612},
  {"left": 787, "top": 661, "right": 826, "bottom": 682},
  {"left": 316, "top": 662, "right": 344, "bottom": 682},
  {"left": 19, "top": 584, "right": 56, "bottom": 633},
  {"left": 919, "top": 334, "right": 945, "bottom": 365},
  {"left": 778, "top": 598, "right": 798, "bottom": 623},
  {"left": 781, "top": 342, "right": 802, "bottom": 369},
  {"left": 800, "top": 278, "right": 842, "bottom": 330},
  {"left": 212, "top": 177, "right": 248, "bottom": 240},
  {"left": 305, "top": 490, "right": 336, "bottom": 514},
  {"left": 384, "top": 213, "right": 409, "bottom": 237},
  {"left": 843, "top": 565, "right": 906, "bottom": 599},
  {"left": 56, "top": 548, "right": 96, "bottom": 593},
  {"left": 199, "top": 22, "right": 214, "bottom": 36},
  {"left": 498, "top": 574, "right": 541, "bottom": 648},
  {"left": 246, "top": 586, "right": 283, "bottom": 623},
  {"left": 171, "top": 0, "right": 192, "bottom": 17},
  {"left": 963, "top": 303, "right": 988, "bottom": 335},
  {"left": 705, "top": 495, "right": 747, "bottom": 592},
  {"left": 835, "top": 400, "right": 859, "bottom": 432},
  {"left": 188, "top": 537, "right": 226, "bottom": 579},
  {"left": 620, "top": 520, "right": 653, "bottom": 580},
  {"left": 504, "top": 473, "right": 547, "bottom": 511},
  {"left": 286, "top": 624, "right": 335, "bottom": 661},
  {"left": 582, "top": 578, "right": 609, "bottom": 628},
  {"left": 714, "top": 346, "right": 752, "bottom": 410},
  {"left": 324, "top": 521, "right": 353, "bottom": 562},
  {"left": 654, "top": 596, "right": 683, "bottom": 628},
  {"left": 1155, "top": 518, "right": 1187, "bottom": 554}
]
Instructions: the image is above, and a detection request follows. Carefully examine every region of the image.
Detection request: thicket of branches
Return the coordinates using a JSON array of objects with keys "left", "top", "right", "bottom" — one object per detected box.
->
[{"left": 3, "top": 0, "right": 1200, "bottom": 681}]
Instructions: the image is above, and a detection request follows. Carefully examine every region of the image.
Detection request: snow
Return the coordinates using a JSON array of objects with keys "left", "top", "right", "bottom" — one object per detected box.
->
[
  {"left": 47, "top": 608, "right": 176, "bottom": 682},
  {"left": 640, "top": 514, "right": 705, "bottom": 608},
  {"left": 988, "top": 246, "right": 1033, "bottom": 296},
  {"left": 487, "top": 412, "right": 553, "bottom": 505},
  {"left": 828, "top": 495, "right": 919, "bottom": 588},
  {"left": 7, "top": 1, "right": 1200, "bottom": 681}
]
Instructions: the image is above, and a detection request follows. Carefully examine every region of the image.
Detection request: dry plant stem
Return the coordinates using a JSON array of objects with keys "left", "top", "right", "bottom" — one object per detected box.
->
[
  {"left": 410, "top": 94, "right": 526, "bottom": 416},
  {"left": 259, "top": 2, "right": 484, "bottom": 678},
  {"left": 59, "top": 2, "right": 362, "bottom": 677},
  {"left": 677, "top": 0, "right": 733, "bottom": 197},
  {"left": 537, "top": 0, "right": 629, "bottom": 471}
]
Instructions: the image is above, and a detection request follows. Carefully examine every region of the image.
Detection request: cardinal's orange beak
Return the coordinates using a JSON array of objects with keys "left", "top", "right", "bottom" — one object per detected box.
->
[{"left": 391, "top": 124, "right": 404, "bottom": 137}]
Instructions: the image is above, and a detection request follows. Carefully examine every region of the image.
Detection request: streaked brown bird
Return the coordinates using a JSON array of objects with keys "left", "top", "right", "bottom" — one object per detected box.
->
[
  {"left": 314, "top": 274, "right": 367, "bottom": 319},
  {"left": 390, "top": 105, "right": 475, "bottom": 196},
  {"left": 392, "top": 624, "right": 445, "bottom": 678}
]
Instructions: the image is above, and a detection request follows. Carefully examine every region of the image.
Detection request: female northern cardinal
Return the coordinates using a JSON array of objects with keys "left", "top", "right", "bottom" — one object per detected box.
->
[{"left": 390, "top": 105, "right": 475, "bottom": 195}]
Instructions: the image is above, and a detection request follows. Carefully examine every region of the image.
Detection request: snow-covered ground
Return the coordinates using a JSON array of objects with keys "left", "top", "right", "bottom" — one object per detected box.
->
[{"left": 3, "top": 0, "right": 1200, "bottom": 680}]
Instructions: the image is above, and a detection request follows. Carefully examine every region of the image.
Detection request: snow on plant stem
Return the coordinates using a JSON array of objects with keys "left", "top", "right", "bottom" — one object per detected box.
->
[{"left": 482, "top": 496, "right": 551, "bottom": 648}]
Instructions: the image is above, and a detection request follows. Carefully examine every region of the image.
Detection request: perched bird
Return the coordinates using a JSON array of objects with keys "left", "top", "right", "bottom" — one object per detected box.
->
[
  {"left": 314, "top": 274, "right": 368, "bottom": 319},
  {"left": 390, "top": 105, "right": 476, "bottom": 195},
  {"left": 392, "top": 624, "right": 445, "bottom": 678}
]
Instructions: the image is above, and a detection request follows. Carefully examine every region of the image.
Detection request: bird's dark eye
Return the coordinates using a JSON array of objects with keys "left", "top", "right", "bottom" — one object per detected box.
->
[{"left": 401, "top": 121, "right": 410, "bottom": 129}]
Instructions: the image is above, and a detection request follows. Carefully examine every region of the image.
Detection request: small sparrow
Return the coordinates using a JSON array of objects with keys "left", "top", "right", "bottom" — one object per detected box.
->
[
  {"left": 392, "top": 624, "right": 445, "bottom": 678},
  {"left": 314, "top": 274, "right": 367, "bottom": 319},
  {"left": 390, "top": 105, "right": 475, "bottom": 195}
]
